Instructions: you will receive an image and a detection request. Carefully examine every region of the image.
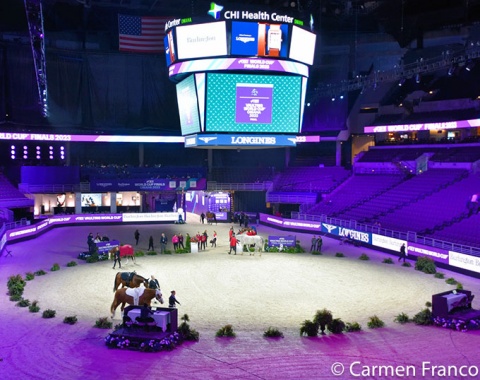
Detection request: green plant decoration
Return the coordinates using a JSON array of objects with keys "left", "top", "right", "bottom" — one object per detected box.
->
[
  {"left": 327, "top": 318, "right": 346, "bottom": 334},
  {"left": 216, "top": 324, "right": 236, "bottom": 337},
  {"left": 313, "top": 308, "right": 333, "bottom": 335},
  {"left": 367, "top": 315, "right": 385, "bottom": 329},
  {"left": 345, "top": 322, "right": 362, "bottom": 332},
  {"left": 263, "top": 327, "right": 284, "bottom": 338},
  {"left": 300, "top": 320, "right": 319, "bottom": 337},
  {"left": 42, "top": 309, "right": 56, "bottom": 318},
  {"left": 394, "top": 312, "right": 410, "bottom": 324}
]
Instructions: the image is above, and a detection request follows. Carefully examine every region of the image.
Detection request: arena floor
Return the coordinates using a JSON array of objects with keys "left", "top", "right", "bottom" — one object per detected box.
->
[{"left": 1, "top": 217, "right": 480, "bottom": 379}]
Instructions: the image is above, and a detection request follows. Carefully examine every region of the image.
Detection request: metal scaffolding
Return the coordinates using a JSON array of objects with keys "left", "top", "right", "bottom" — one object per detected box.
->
[{"left": 24, "top": 0, "right": 48, "bottom": 117}]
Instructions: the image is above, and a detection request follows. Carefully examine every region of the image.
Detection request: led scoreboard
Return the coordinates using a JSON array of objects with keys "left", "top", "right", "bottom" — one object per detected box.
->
[{"left": 164, "top": 3, "right": 317, "bottom": 147}]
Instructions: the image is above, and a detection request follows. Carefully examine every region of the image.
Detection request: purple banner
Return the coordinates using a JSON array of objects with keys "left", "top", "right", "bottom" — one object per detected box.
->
[
  {"left": 268, "top": 235, "right": 296, "bottom": 247},
  {"left": 407, "top": 242, "right": 449, "bottom": 264},
  {"left": 168, "top": 57, "right": 309, "bottom": 78},
  {"left": 235, "top": 84, "right": 273, "bottom": 124},
  {"left": 364, "top": 119, "right": 480, "bottom": 133}
]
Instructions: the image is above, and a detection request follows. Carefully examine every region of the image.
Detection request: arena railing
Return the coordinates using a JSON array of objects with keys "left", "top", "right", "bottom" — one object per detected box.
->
[{"left": 291, "top": 212, "right": 480, "bottom": 257}]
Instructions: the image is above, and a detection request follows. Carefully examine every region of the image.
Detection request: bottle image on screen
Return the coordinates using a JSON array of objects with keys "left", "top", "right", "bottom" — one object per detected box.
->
[
  {"left": 168, "top": 30, "right": 176, "bottom": 62},
  {"left": 267, "top": 24, "right": 282, "bottom": 57}
]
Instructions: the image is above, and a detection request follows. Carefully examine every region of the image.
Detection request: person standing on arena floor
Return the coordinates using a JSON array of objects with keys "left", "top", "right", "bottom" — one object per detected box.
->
[
  {"left": 200, "top": 212, "right": 205, "bottom": 224},
  {"left": 211, "top": 231, "right": 217, "bottom": 247},
  {"left": 172, "top": 234, "right": 179, "bottom": 251},
  {"left": 87, "top": 232, "right": 94, "bottom": 252},
  {"left": 201, "top": 230, "right": 208, "bottom": 250},
  {"left": 112, "top": 247, "right": 121, "bottom": 269},
  {"left": 178, "top": 233, "right": 184, "bottom": 249},
  {"left": 229, "top": 233, "right": 238, "bottom": 255},
  {"left": 169, "top": 290, "right": 181, "bottom": 308},
  {"left": 310, "top": 235, "right": 318, "bottom": 252},
  {"left": 134, "top": 229, "right": 140, "bottom": 246},
  {"left": 398, "top": 243, "right": 407, "bottom": 262},
  {"left": 316, "top": 235, "right": 323, "bottom": 253},
  {"left": 148, "top": 235, "right": 154, "bottom": 251},
  {"left": 160, "top": 233, "right": 168, "bottom": 254}
]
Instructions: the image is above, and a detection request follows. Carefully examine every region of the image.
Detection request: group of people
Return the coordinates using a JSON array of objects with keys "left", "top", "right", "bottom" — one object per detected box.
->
[
  {"left": 310, "top": 235, "right": 323, "bottom": 252},
  {"left": 87, "top": 232, "right": 110, "bottom": 252},
  {"left": 141, "top": 231, "right": 185, "bottom": 253},
  {"left": 232, "top": 211, "right": 250, "bottom": 227}
]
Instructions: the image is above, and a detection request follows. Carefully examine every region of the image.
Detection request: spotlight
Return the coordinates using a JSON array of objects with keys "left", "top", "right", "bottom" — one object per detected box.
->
[
  {"left": 466, "top": 62, "right": 475, "bottom": 72},
  {"left": 415, "top": 73, "right": 421, "bottom": 83},
  {"left": 448, "top": 66, "right": 455, "bottom": 76},
  {"left": 398, "top": 78, "right": 406, "bottom": 86}
]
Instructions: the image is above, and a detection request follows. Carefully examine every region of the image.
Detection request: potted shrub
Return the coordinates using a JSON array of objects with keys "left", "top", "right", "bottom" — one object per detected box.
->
[
  {"left": 313, "top": 308, "right": 333, "bottom": 335},
  {"left": 300, "top": 320, "right": 319, "bottom": 337},
  {"left": 327, "top": 318, "right": 346, "bottom": 334}
]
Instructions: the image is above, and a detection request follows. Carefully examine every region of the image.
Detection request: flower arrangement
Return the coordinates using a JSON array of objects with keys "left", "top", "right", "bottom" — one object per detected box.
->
[
  {"left": 432, "top": 316, "right": 480, "bottom": 332},
  {"left": 105, "top": 332, "right": 182, "bottom": 352}
]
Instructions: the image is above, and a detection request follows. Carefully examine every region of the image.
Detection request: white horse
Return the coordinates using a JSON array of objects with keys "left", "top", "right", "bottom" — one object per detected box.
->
[{"left": 237, "top": 234, "right": 264, "bottom": 256}]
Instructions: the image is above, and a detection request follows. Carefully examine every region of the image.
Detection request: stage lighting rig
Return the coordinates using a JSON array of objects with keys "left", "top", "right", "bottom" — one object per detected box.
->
[{"left": 24, "top": 0, "right": 48, "bottom": 117}]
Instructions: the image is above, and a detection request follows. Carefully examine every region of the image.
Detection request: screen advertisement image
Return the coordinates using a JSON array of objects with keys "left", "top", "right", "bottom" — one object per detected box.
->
[
  {"left": 164, "top": 30, "right": 176, "bottom": 66},
  {"left": 205, "top": 73, "right": 302, "bottom": 133},
  {"left": 81, "top": 193, "right": 102, "bottom": 207},
  {"left": 231, "top": 22, "right": 288, "bottom": 58},
  {"left": 289, "top": 25, "right": 317, "bottom": 65},
  {"left": 176, "top": 75, "right": 201, "bottom": 136},
  {"left": 176, "top": 21, "right": 228, "bottom": 60}
]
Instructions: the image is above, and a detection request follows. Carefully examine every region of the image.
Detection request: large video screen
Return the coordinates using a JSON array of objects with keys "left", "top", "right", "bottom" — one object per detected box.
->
[
  {"left": 164, "top": 29, "right": 176, "bottom": 66},
  {"left": 176, "top": 21, "right": 228, "bottom": 60},
  {"left": 81, "top": 193, "right": 102, "bottom": 207},
  {"left": 231, "top": 22, "right": 289, "bottom": 58},
  {"left": 205, "top": 73, "right": 302, "bottom": 133},
  {"left": 289, "top": 25, "right": 317, "bottom": 65},
  {"left": 176, "top": 75, "right": 201, "bottom": 136}
]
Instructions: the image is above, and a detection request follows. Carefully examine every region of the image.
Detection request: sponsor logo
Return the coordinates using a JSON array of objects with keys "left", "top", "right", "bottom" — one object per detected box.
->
[
  {"left": 199, "top": 137, "right": 217, "bottom": 143},
  {"left": 97, "top": 182, "right": 113, "bottom": 188},
  {"left": 9, "top": 227, "right": 37, "bottom": 237},
  {"left": 236, "top": 35, "right": 255, "bottom": 43},
  {"left": 208, "top": 2, "right": 224, "bottom": 20},
  {"left": 231, "top": 136, "right": 276, "bottom": 145},
  {"left": 338, "top": 227, "right": 370, "bottom": 243},
  {"left": 322, "top": 223, "right": 337, "bottom": 234},
  {"left": 284, "top": 221, "right": 320, "bottom": 229},
  {"left": 407, "top": 245, "right": 448, "bottom": 260}
]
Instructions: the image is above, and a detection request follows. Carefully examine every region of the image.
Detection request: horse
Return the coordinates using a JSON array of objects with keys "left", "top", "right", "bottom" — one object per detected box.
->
[
  {"left": 236, "top": 234, "right": 265, "bottom": 256},
  {"left": 111, "top": 287, "right": 164, "bottom": 319},
  {"left": 206, "top": 212, "right": 217, "bottom": 225},
  {"left": 113, "top": 271, "right": 149, "bottom": 292},
  {"left": 109, "top": 245, "right": 136, "bottom": 265}
]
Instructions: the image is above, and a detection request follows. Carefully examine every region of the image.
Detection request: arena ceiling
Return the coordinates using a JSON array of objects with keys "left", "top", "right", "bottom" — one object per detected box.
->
[{"left": 2, "top": 0, "right": 480, "bottom": 48}]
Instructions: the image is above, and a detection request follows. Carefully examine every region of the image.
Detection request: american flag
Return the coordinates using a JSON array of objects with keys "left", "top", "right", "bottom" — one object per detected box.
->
[{"left": 118, "top": 15, "right": 167, "bottom": 53}]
